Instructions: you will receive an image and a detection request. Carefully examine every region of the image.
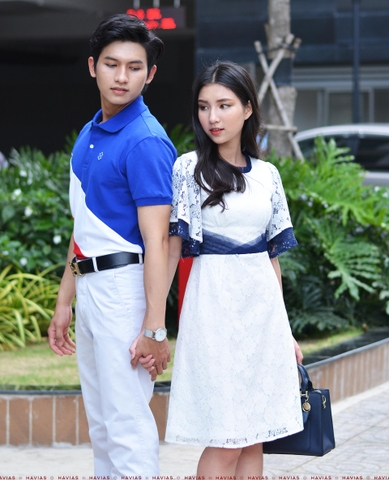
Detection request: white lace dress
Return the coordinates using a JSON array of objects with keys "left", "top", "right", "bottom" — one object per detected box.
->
[{"left": 165, "top": 151, "right": 304, "bottom": 448}]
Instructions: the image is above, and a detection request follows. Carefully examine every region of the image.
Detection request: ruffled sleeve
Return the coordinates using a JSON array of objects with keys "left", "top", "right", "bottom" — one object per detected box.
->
[
  {"left": 169, "top": 152, "right": 202, "bottom": 257},
  {"left": 266, "top": 163, "right": 298, "bottom": 258}
]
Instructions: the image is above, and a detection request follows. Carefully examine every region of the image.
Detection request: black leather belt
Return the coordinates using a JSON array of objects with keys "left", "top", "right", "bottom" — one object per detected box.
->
[{"left": 69, "top": 252, "right": 144, "bottom": 277}]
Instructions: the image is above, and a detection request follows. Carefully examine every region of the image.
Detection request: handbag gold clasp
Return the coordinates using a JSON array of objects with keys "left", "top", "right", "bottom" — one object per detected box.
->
[{"left": 301, "top": 391, "right": 311, "bottom": 412}]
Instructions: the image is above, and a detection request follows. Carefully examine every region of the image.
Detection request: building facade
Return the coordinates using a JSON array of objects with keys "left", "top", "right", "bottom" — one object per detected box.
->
[
  {"left": 196, "top": 0, "right": 389, "bottom": 131},
  {"left": 0, "top": 0, "right": 195, "bottom": 155},
  {"left": 0, "top": 0, "right": 388, "bottom": 155}
]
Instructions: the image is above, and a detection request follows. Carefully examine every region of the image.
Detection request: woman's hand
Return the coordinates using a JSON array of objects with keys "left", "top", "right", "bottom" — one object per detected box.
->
[
  {"left": 293, "top": 337, "right": 303, "bottom": 365},
  {"left": 139, "top": 354, "right": 157, "bottom": 381}
]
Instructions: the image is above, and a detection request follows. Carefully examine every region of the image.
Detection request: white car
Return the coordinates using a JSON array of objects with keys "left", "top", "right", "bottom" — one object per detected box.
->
[{"left": 295, "top": 124, "right": 389, "bottom": 186}]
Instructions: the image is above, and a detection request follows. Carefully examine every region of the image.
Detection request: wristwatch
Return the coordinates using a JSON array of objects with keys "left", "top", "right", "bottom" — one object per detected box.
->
[{"left": 144, "top": 327, "right": 167, "bottom": 342}]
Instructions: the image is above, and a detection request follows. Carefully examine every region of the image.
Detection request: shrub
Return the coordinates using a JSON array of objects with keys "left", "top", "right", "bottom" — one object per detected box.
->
[
  {"left": 0, "top": 147, "right": 72, "bottom": 272},
  {"left": 270, "top": 137, "right": 389, "bottom": 336},
  {"left": 168, "top": 124, "right": 195, "bottom": 157}
]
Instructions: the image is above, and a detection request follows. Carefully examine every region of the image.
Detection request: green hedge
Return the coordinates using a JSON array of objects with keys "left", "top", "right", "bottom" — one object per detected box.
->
[
  {"left": 0, "top": 146, "right": 73, "bottom": 272},
  {"left": 270, "top": 137, "right": 389, "bottom": 336}
]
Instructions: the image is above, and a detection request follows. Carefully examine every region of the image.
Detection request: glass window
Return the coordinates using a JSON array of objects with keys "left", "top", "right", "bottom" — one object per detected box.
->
[
  {"left": 328, "top": 92, "right": 369, "bottom": 125},
  {"left": 355, "top": 136, "right": 389, "bottom": 171},
  {"left": 325, "top": 134, "right": 359, "bottom": 157},
  {"left": 295, "top": 90, "right": 320, "bottom": 131},
  {"left": 298, "top": 138, "right": 316, "bottom": 159},
  {"left": 299, "top": 134, "right": 389, "bottom": 172},
  {"left": 299, "top": 134, "right": 358, "bottom": 161},
  {"left": 374, "top": 90, "right": 389, "bottom": 123}
]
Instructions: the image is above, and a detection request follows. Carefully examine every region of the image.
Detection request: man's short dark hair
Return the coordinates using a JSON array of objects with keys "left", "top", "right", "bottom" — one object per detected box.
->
[{"left": 90, "top": 14, "right": 165, "bottom": 75}]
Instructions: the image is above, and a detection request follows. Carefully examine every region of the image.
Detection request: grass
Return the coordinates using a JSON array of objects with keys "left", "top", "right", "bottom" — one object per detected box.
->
[
  {"left": 0, "top": 339, "right": 79, "bottom": 386},
  {"left": 298, "top": 326, "right": 364, "bottom": 355},
  {"left": 0, "top": 337, "right": 176, "bottom": 387},
  {"left": 0, "top": 329, "right": 364, "bottom": 387}
]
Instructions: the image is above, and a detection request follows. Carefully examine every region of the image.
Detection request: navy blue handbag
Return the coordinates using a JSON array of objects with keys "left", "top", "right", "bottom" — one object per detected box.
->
[{"left": 263, "top": 364, "right": 335, "bottom": 456}]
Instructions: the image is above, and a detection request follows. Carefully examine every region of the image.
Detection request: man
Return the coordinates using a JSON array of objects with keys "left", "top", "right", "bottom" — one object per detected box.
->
[{"left": 48, "top": 14, "right": 176, "bottom": 476}]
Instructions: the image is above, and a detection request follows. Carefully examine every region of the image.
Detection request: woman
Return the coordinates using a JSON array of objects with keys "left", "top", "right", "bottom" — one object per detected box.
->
[{"left": 165, "top": 61, "right": 304, "bottom": 476}]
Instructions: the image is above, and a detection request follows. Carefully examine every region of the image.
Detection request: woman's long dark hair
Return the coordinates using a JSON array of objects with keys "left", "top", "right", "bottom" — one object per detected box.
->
[{"left": 193, "top": 61, "right": 263, "bottom": 209}]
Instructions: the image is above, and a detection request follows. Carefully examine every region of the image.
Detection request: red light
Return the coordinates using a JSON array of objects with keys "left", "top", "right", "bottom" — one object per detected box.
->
[
  {"left": 160, "top": 18, "right": 176, "bottom": 29},
  {"left": 126, "top": 9, "right": 145, "bottom": 20},
  {"left": 126, "top": 7, "right": 184, "bottom": 30},
  {"left": 146, "top": 8, "right": 162, "bottom": 20},
  {"left": 145, "top": 20, "right": 159, "bottom": 30}
]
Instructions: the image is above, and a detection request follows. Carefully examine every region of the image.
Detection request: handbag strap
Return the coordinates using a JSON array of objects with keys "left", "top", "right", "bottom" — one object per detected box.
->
[{"left": 298, "top": 364, "right": 313, "bottom": 392}]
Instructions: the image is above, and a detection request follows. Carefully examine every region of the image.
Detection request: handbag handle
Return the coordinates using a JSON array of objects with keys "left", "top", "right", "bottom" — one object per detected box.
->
[
  {"left": 298, "top": 364, "right": 314, "bottom": 424},
  {"left": 298, "top": 364, "right": 313, "bottom": 392}
]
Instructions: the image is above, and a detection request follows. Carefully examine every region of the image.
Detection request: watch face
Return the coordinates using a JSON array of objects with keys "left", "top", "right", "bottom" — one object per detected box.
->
[{"left": 155, "top": 328, "right": 167, "bottom": 342}]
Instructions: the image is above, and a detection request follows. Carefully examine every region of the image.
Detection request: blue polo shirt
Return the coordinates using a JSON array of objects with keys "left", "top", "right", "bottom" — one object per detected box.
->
[{"left": 70, "top": 96, "right": 176, "bottom": 258}]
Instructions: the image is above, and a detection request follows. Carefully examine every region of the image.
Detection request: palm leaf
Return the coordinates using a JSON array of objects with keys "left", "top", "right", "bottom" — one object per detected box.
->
[
  {"left": 0, "top": 265, "right": 65, "bottom": 350},
  {"left": 308, "top": 218, "right": 380, "bottom": 300}
]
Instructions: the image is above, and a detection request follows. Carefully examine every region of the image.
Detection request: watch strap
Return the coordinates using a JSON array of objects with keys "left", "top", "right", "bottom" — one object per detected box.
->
[
  {"left": 144, "top": 327, "right": 167, "bottom": 341},
  {"left": 144, "top": 328, "right": 155, "bottom": 340}
]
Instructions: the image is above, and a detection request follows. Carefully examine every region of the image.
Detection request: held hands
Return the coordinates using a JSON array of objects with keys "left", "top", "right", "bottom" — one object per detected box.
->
[
  {"left": 139, "top": 355, "right": 158, "bottom": 381},
  {"left": 130, "top": 332, "right": 171, "bottom": 381},
  {"left": 130, "top": 332, "right": 158, "bottom": 381},
  {"left": 48, "top": 304, "right": 76, "bottom": 356}
]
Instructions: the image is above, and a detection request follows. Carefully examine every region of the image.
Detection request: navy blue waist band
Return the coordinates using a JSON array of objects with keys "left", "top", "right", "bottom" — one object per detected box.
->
[{"left": 200, "top": 230, "right": 268, "bottom": 255}]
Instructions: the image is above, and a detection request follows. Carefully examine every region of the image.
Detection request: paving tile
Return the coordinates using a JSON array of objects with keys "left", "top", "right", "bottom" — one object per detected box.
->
[
  {"left": 0, "top": 445, "right": 93, "bottom": 475},
  {"left": 264, "top": 466, "right": 298, "bottom": 476},
  {"left": 320, "top": 443, "right": 389, "bottom": 474},
  {"left": 264, "top": 454, "right": 313, "bottom": 475},
  {"left": 334, "top": 411, "right": 388, "bottom": 427},
  {"left": 291, "top": 462, "right": 372, "bottom": 475},
  {"left": 355, "top": 426, "right": 389, "bottom": 443},
  {"left": 360, "top": 394, "right": 389, "bottom": 408},
  {"left": 332, "top": 422, "right": 368, "bottom": 443},
  {"left": 159, "top": 443, "right": 202, "bottom": 476}
]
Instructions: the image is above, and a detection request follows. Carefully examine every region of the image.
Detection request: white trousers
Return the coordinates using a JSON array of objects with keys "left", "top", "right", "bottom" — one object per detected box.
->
[{"left": 75, "top": 263, "right": 159, "bottom": 476}]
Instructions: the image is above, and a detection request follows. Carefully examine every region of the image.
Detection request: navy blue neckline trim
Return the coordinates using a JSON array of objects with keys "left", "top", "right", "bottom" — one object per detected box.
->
[{"left": 237, "top": 154, "right": 252, "bottom": 173}]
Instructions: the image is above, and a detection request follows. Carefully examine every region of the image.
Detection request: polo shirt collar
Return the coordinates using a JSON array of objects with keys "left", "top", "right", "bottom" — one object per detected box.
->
[{"left": 92, "top": 96, "right": 148, "bottom": 133}]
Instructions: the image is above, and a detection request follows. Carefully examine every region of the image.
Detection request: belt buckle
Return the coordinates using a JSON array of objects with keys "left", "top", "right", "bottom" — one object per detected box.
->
[{"left": 69, "top": 258, "right": 84, "bottom": 277}]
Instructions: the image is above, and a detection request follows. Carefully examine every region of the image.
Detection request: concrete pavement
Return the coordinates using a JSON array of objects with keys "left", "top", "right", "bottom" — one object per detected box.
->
[{"left": 1, "top": 381, "right": 388, "bottom": 478}]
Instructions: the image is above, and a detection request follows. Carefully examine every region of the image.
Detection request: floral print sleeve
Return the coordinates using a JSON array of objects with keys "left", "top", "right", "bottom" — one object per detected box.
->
[
  {"left": 169, "top": 152, "right": 203, "bottom": 257},
  {"left": 265, "top": 163, "right": 298, "bottom": 258}
]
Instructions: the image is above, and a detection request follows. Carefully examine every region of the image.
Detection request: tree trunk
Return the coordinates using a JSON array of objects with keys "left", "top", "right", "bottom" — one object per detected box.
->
[{"left": 267, "top": 0, "right": 297, "bottom": 158}]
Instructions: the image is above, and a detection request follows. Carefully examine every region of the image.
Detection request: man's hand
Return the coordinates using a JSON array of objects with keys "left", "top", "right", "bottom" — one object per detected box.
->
[
  {"left": 48, "top": 233, "right": 76, "bottom": 356},
  {"left": 48, "top": 304, "right": 76, "bottom": 356},
  {"left": 131, "top": 334, "right": 170, "bottom": 376},
  {"left": 130, "top": 333, "right": 157, "bottom": 381}
]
